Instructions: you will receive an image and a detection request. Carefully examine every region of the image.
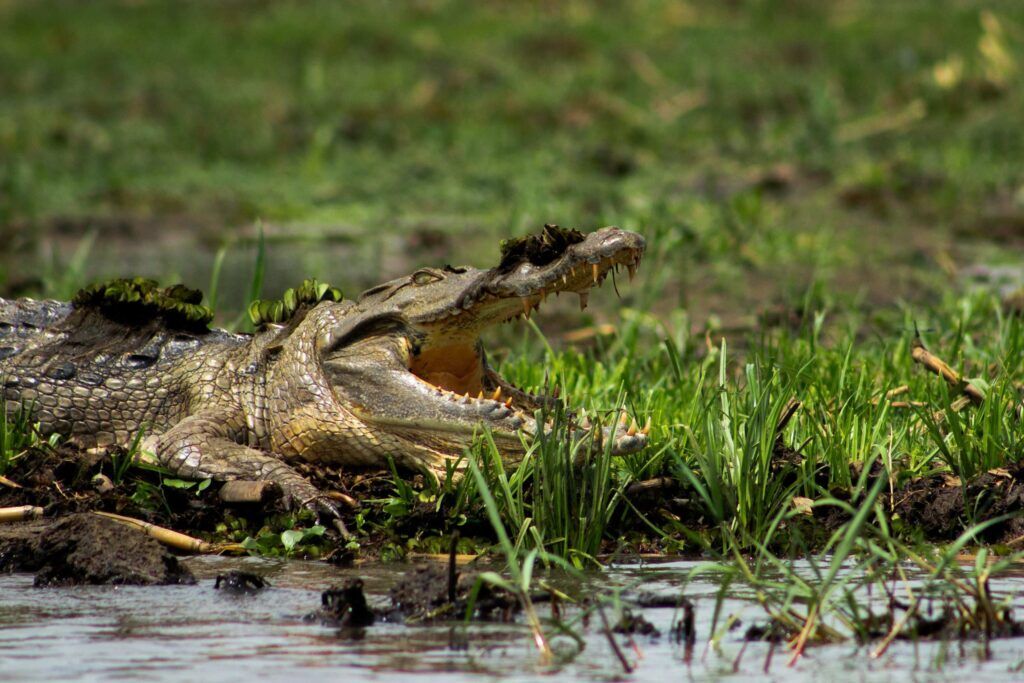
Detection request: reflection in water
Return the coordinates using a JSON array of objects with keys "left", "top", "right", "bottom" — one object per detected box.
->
[{"left": 1, "top": 556, "right": 1023, "bottom": 682}]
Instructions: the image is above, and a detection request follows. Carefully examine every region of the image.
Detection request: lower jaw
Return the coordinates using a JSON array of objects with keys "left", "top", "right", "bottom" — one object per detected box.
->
[{"left": 381, "top": 421, "right": 532, "bottom": 459}]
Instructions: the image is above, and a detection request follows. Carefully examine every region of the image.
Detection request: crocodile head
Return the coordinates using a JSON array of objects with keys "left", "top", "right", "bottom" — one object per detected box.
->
[{"left": 316, "top": 225, "right": 647, "bottom": 472}]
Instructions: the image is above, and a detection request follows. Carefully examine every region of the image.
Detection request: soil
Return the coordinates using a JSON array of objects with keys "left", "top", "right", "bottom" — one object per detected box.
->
[
  {"left": 0, "top": 513, "right": 195, "bottom": 586},
  {"left": 6, "top": 436, "right": 1024, "bottom": 575},
  {"left": 890, "top": 462, "right": 1024, "bottom": 543},
  {"left": 613, "top": 609, "right": 660, "bottom": 637},
  {"left": 307, "top": 562, "right": 524, "bottom": 630},
  {"left": 381, "top": 561, "right": 521, "bottom": 623},
  {"left": 308, "top": 579, "right": 376, "bottom": 628},
  {"left": 0, "top": 445, "right": 235, "bottom": 533},
  {"left": 214, "top": 570, "right": 269, "bottom": 593}
]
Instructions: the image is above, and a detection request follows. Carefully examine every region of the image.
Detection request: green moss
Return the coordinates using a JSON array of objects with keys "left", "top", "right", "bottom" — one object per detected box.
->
[
  {"left": 73, "top": 277, "right": 214, "bottom": 329},
  {"left": 498, "top": 223, "right": 585, "bottom": 271},
  {"left": 247, "top": 278, "right": 343, "bottom": 326}
]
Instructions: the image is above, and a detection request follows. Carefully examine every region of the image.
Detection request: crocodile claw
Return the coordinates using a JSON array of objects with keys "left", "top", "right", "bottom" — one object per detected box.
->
[
  {"left": 569, "top": 411, "right": 649, "bottom": 465},
  {"left": 279, "top": 480, "right": 352, "bottom": 540}
]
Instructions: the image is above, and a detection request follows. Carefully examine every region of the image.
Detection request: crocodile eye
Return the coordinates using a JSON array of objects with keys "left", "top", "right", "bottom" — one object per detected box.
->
[{"left": 411, "top": 269, "right": 443, "bottom": 285}]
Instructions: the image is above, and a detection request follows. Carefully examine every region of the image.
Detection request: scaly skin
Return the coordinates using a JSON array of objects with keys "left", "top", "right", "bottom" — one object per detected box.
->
[{"left": 0, "top": 226, "right": 647, "bottom": 526}]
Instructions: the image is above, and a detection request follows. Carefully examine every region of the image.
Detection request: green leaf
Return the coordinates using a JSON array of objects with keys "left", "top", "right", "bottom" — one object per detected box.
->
[
  {"left": 281, "top": 529, "right": 305, "bottom": 551},
  {"left": 162, "top": 477, "right": 196, "bottom": 489},
  {"left": 247, "top": 300, "right": 263, "bottom": 325},
  {"left": 283, "top": 288, "right": 297, "bottom": 312}
]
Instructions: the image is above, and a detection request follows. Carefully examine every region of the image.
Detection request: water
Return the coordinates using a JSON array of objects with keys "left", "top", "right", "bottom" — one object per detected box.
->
[{"left": 3, "top": 557, "right": 1024, "bottom": 681}]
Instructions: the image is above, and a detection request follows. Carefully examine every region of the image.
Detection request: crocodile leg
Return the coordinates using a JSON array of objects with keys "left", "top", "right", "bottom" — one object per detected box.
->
[{"left": 152, "top": 410, "right": 345, "bottom": 530}]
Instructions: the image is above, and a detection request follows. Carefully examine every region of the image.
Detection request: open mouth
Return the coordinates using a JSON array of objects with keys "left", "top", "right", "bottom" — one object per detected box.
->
[{"left": 405, "top": 225, "right": 646, "bottom": 420}]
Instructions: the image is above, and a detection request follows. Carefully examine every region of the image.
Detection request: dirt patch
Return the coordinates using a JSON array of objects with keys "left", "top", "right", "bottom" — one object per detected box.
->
[
  {"left": 382, "top": 561, "right": 527, "bottom": 623},
  {"left": 891, "top": 463, "right": 1024, "bottom": 543},
  {"left": 308, "top": 579, "right": 376, "bottom": 628},
  {"left": 0, "top": 513, "right": 195, "bottom": 586},
  {"left": 613, "top": 608, "right": 660, "bottom": 637},
  {"left": 214, "top": 570, "right": 270, "bottom": 593},
  {"left": 0, "top": 445, "right": 228, "bottom": 533}
]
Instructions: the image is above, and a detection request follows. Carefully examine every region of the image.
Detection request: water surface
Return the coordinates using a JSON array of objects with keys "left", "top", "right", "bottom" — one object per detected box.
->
[{"left": 4, "top": 557, "right": 1024, "bottom": 681}]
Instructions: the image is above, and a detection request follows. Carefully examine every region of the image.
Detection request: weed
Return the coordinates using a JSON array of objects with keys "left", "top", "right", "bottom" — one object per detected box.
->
[{"left": 0, "top": 399, "right": 59, "bottom": 476}]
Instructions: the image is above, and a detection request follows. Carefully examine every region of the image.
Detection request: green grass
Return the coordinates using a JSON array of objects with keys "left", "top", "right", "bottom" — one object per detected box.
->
[
  {"left": 2, "top": 0, "right": 1023, "bottom": 310},
  {"left": 412, "top": 284, "right": 1020, "bottom": 559},
  {"left": 0, "top": 399, "right": 59, "bottom": 476}
]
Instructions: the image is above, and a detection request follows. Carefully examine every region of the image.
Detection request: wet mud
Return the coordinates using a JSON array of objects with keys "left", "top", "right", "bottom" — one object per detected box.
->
[
  {"left": 891, "top": 462, "right": 1024, "bottom": 543},
  {"left": 0, "top": 513, "right": 194, "bottom": 586},
  {"left": 306, "top": 559, "right": 528, "bottom": 632},
  {"left": 214, "top": 570, "right": 270, "bottom": 593},
  {"left": 6, "top": 439, "right": 1024, "bottom": 577}
]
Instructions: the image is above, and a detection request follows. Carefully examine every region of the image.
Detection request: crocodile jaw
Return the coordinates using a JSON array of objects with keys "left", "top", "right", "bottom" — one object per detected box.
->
[{"left": 329, "top": 226, "right": 649, "bottom": 467}]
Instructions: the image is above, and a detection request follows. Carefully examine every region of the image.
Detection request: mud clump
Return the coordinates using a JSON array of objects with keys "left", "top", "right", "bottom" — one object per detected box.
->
[
  {"left": 215, "top": 570, "right": 269, "bottom": 593},
  {"left": 384, "top": 563, "right": 523, "bottom": 623},
  {"left": 2, "top": 513, "right": 195, "bottom": 586},
  {"left": 613, "top": 608, "right": 660, "bottom": 637},
  {"left": 308, "top": 579, "right": 376, "bottom": 628},
  {"left": 892, "top": 462, "right": 1024, "bottom": 543}
]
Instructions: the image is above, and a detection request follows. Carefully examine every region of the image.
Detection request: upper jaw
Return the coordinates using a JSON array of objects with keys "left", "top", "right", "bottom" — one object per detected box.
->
[
  {"left": 444, "top": 226, "right": 646, "bottom": 328},
  {"left": 490, "top": 226, "right": 645, "bottom": 298}
]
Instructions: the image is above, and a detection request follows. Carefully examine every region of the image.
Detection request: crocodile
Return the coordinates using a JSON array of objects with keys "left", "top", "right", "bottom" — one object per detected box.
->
[{"left": 0, "top": 225, "right": 647, "bottom": 527}]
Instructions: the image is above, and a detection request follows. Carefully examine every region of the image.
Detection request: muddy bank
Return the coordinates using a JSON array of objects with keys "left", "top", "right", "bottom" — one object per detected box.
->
[
  {"left": 891, "top": 462, "right": 1024, "bottom": 543},
  {"left": 0, "top": 513, "right": 194, "bottom": 586},
  {"left": 6, "top": 437, "right": 1024, "bottom": 568}
]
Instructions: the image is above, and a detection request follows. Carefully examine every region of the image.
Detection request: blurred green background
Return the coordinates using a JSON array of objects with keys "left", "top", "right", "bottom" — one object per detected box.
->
[{"left": 1, "top": 0, "right": 1022, "bottom": 328}]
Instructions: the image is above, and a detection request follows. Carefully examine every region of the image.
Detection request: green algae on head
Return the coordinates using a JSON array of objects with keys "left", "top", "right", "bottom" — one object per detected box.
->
[
  {"left": 497, "top": 224, "right": 586, "bottom": 272},
  {"left": 73, "top": 278, "right": 213, "bottom": 330},
  {"left": 248, "top": 278, "right": 344, "bottom": 327}
]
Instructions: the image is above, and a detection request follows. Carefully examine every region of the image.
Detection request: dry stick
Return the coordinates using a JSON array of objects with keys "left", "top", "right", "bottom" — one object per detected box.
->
[
  {"left": 889, "top": 401, "right": 928, "bottom": 409},
  {"left": 218, "top": 480, "right": 279, "bottom": 504},
  {"left": 787, "top": 603, "right": 819, "bottom": 667},
  {"left": 92, "top": 511, "right": 245, "bottom": 555},
  {"left": 775, "top": 398, "right": 801, "bottom": 437},
  {"left": 325, "top": 490, "right": 360, "bottom": 510},
  {"left": 0, "top": 505, "right": 43, "bottom": 523},
  {"left": 447, "top": 531, "right": 460, "bottom": 604},
  {"left": 0, "top": 474, "right": 23, "bottom": 488},
  {"left": 886, "top": 385, "right": 910, "bottom": 399},
  {"left": 870, "top": 385, "right": 911, "bottom": 405},
  {"left": 597, "top": 604, "right": 634, "bottom": 674},
  {"left": 911, "top": 336, "right": 985, "bottom": 406}
]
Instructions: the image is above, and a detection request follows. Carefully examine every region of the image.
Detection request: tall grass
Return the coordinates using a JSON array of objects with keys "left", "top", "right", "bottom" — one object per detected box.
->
[
  {"left": 466, "top": 403, "right": 627, "bottom": 567},
  {"left": 463, "top": 285, "right": 1024, "bottom": 559}
]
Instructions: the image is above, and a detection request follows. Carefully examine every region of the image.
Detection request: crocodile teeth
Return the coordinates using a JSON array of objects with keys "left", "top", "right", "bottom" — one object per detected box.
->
[
  {"left": 522, "top": 298, "right": 532, "bottom": 318},
  {"left": 491, "top": 387, "right": 502, "bottom": 401},
  {"left": 627, "top": 418, "right": 639, "bottom": 436},
  {"left": 627, "top": 262, "right": 637, "bottom": 282},
  {"left": 592, "top": 263, "right": 599, "bottom": 284},
  {"left": 504, "top": 396, "right": 513, "bottom": 408},
  {"left": 578, "top": 292, "right": 589, "bottom": 311},
  {"left": 641, "top": 419, "right": 651, "bottom": 435}
]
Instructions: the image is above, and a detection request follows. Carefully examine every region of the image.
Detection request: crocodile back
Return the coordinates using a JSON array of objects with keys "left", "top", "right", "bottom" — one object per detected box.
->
[{"left": 1, "top": 297, "right": 248, "bottom": 448}]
